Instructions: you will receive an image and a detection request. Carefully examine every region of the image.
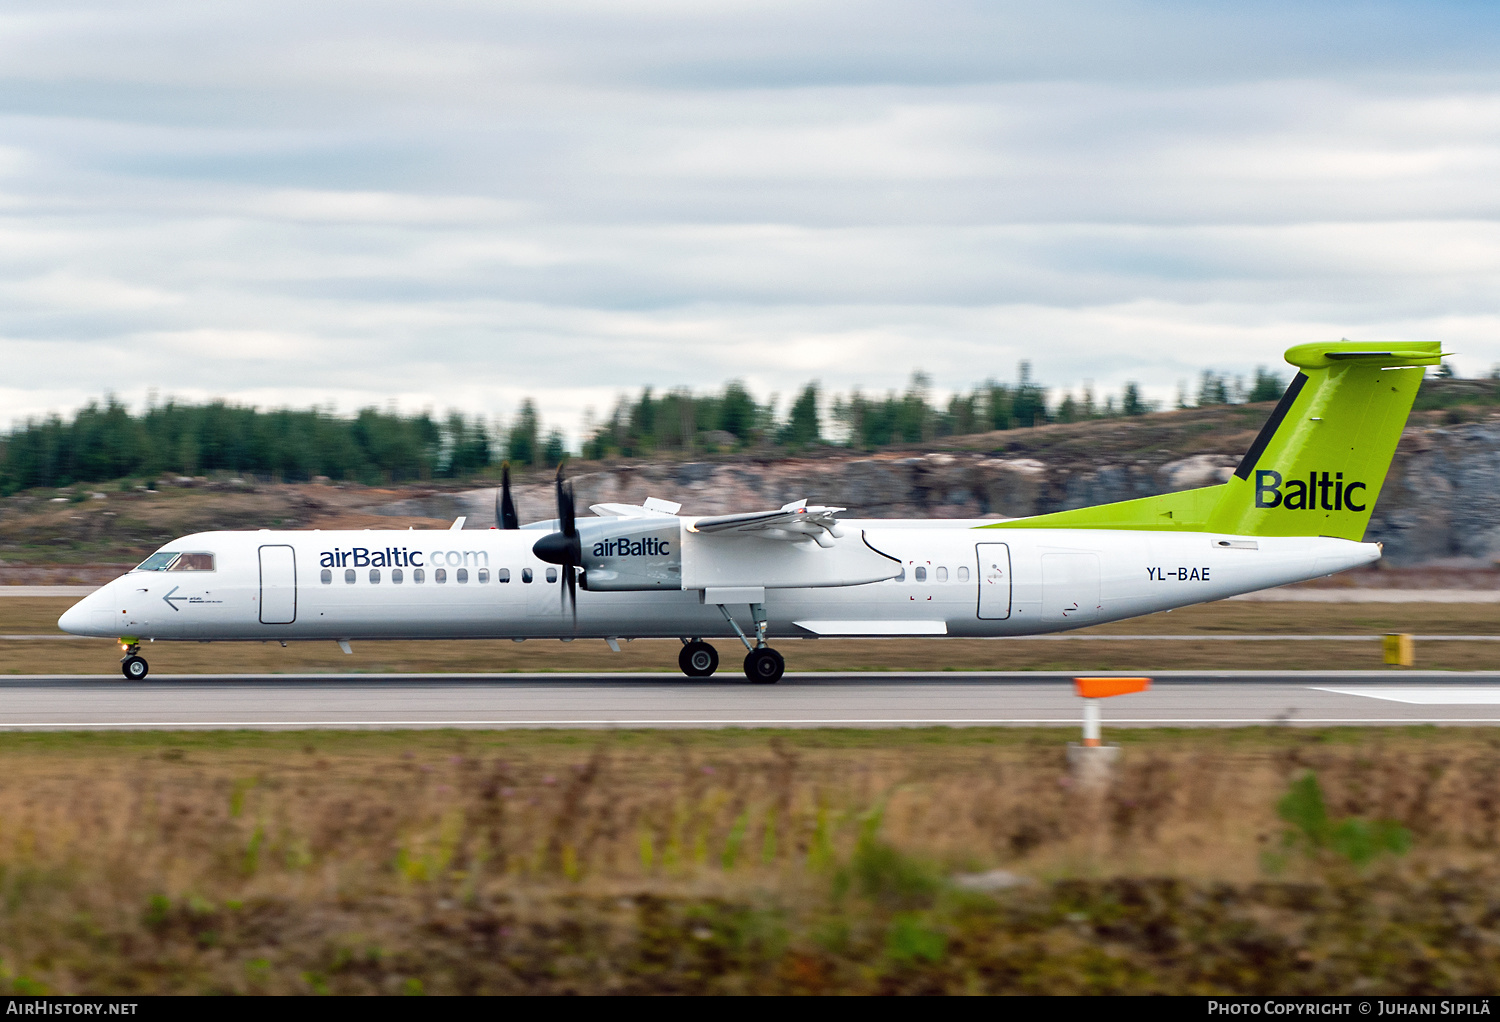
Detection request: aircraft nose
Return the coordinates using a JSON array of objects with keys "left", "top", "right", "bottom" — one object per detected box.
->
[
  {"left": 58, "top": 599, "right": 89, "bottom": 634},
  {"left": 58, "top": 588, "right": 110, "bottom": 636}
]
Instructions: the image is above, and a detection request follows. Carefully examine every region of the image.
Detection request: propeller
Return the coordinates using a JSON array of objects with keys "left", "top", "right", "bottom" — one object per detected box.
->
[
  {"left": 530, "top": 463, "right": 580, "bottom": 624},
  {"left": 496, "top": 462, "right": 519, "bottom": 530}
]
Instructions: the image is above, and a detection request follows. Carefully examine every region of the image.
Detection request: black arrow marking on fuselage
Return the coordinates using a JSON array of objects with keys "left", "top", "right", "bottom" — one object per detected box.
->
[{"left": 163, "top": 586, "right": 187, "bottom": 612}]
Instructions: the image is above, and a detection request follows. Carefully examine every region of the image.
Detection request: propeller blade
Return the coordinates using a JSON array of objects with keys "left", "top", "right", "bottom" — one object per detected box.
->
[
  {"left": 497, "top": 463, "right": 519, "bottom": 530},
  {"left": 535, "top": 461, "right": 580, "bottom": 626},
  {"left": 556, "top": 463, "right": 576, "bottom": 537}
]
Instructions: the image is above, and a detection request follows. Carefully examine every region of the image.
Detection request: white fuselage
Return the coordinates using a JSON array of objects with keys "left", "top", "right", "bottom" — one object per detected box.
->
[{"left": 58, "top": 523, "right": 1378, "bottom": 643}]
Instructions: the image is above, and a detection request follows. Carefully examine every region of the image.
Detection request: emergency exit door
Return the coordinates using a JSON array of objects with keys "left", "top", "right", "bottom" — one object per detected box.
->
[
  {"left": 258, "top": 545, "right": 297, "bottom": 624},
  {"left": 976, "top": 543, "right": 1012, "bottom": 620}
]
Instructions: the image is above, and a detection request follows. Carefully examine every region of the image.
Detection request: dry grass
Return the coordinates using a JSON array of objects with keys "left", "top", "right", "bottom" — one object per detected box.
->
[
  {"left": 3, "top": 598, "right": 1499, "bottom": 675},
  {"left": 0, "top": 727, "right": 1498, "bottom": 993}
]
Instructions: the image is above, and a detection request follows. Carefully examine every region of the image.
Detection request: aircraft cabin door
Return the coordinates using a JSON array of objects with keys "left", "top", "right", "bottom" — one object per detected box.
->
[
  {"left": 976, "top": 543, "right": 1012, "bottom": 620},
  {"left": 258, "top": 545, "right": 297, "bottom": 625}
]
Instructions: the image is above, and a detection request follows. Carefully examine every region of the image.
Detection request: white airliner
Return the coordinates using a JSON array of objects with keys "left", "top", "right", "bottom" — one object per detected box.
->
[{"left": 59, "top": 341, "right": 1440, "bottom": 682}]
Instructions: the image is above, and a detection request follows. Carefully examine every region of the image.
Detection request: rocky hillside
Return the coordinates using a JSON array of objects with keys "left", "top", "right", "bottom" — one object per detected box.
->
[
  {"left": 401, "top": 404, "right": 1500, "bottom": 568},
  {"left": 6, "top": 401, "right": 1500, "bottom": 578}
]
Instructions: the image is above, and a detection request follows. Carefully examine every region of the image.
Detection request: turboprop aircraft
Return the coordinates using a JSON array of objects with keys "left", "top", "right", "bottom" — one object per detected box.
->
[{"left": 59, "top": 340, "right": 1441, "bottom": 682}]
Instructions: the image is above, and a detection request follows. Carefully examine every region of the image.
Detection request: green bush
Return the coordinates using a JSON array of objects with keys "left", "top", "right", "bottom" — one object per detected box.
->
[{"left": 1272, "top": 772, "right": 1412, "bottom": 869}]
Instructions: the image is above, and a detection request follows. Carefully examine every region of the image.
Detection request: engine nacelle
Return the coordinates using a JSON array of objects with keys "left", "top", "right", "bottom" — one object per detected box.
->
[{"left": 575, "top": 517, "right": 683, "bottom": 592}]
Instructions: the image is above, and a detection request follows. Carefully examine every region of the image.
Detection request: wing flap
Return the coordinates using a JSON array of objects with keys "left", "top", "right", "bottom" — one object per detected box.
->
[
  {"left": 691, "top": 500, "right": 846, "bottom": 543},
  {"left": 794, "top": 620, "right": 948, "bottom": 636}
]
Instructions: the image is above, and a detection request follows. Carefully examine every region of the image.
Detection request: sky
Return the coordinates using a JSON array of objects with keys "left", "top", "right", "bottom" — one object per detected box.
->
[{"left": 3, "top": 0, "right": 1500, "bottom": 441}]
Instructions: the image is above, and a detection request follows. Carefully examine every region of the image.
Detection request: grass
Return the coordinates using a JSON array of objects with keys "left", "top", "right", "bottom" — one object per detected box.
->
[
  {"left": 0, "top": 727, "right": 1497, "bottom": 992},
  {"left": 3, "top": 598, "right": 1499, "bottom": 674}
]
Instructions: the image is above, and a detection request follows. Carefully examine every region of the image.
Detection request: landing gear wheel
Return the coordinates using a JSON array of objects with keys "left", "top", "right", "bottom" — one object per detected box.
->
[
  {"left": 743, "top": 647, "right": 784, "bottom": 684},
  {"left": 121, "top": 655, "right": 149, "bottom": 681},
  {"left": 679, "top": 641, "right": 719, "bottom": 678}
]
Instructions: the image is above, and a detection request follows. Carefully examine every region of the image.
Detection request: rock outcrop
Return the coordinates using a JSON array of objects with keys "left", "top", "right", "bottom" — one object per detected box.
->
[{"left": 416, "top": 414, "right": 1500, "bottom": 568}]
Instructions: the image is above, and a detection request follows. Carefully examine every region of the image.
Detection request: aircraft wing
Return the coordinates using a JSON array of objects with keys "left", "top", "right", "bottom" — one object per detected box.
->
[{"left": 689, "top": 500, "right": 846, "bottom": 547}]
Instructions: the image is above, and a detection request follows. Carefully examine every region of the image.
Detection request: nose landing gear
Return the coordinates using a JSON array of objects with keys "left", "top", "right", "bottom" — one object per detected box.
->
[{"left": 119, "top": 640, "right": 149, "bottom": 681}]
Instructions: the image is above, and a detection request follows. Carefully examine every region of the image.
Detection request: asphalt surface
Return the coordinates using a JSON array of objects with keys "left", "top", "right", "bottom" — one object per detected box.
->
[{"left": 3, "top": 671, "right": 1500, "bottom": 729}]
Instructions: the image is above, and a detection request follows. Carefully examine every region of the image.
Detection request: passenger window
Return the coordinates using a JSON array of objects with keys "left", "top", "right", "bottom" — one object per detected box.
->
[
  {"left": 344, "top": 568, "right": 356, "bottom": 584},
  {"left": 914, "top": 566, "right": 927, "bottom": 582},
  {"left": 321, "top": 568, "right": 332, "bottom": 584},
  {"left": 957, "top": 566, "right": 970, "bottom": 582},
  {"left": 894, "top": 568, "right": 905, "bottom": 582},
  {"left": 435, "top": 568, "right": 447, "bottom": 584},
  {"left": 170, "top": 552, "right": 215, "bottom": 571},
  {"left": 457, "top": 568, "right": 468, "bottom": 583},
  {"left": 936, "top": 566, "right": 948, "bottom": 582},
  {"left": 392, "top": 568, "right": 403, "bottom": 584},
  {"left": 498, "top": 568, "right": 511, "bottom": 583},
  {"left": 135, "top": 552, "right": 179, "bottom": 571},
  {"left": 522, "top": 568, "right": 533, "bottom": 584},
  {"left": 370, "top": 568, "right": 381, "bottom": 584},
  {"left": 413, "top": 568, "right": 425, "bottom": 584},
  {"left": 546, "top": 567, "right": 557, "bottom": 583},
  {"left": 478, "top": 568, "right": 489, "bottom": 583}
]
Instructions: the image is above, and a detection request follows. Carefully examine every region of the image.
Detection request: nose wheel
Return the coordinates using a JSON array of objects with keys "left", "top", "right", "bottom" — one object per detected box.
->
[
  {"left": 120, "top": 642, "right": 149, "bottom": 681},
  {"left": 678, "top": 639, "right": 719, "bottom": 678}
]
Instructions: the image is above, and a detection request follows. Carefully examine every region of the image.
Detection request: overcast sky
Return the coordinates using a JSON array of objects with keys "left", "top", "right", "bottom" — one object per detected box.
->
[{"left": 3, "top": 0, "right": 1500, "bottom": 439}]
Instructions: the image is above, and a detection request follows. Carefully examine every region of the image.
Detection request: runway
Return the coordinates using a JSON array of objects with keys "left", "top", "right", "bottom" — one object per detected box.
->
[{"left": 6, "top": 671, "right": 1500, "bottom": 729}]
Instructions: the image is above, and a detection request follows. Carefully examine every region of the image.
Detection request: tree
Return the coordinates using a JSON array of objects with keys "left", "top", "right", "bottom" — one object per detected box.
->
[
  {"left": 628, "top": 388, "right": 656, "bottom": 452},
  {"left": 982, "top": 381, "right": 1013, "bottom": 430},
  {"left": 896, "top": 372, "right": 931, "bottom": 443},
  {"left": 717, "top": 381, "right": 757, "bottom": 442},
  {"left": 1122, "top": 382, "right": 1147, "bottom": 416},
  {"left": 542, "top": 429, "right": 567, "bottom": 468},
  {"left": 1249, "top": 367, "right": 1285, "bottom": 403},
  {"left": 1055, "top": 394, "right": 1079, "bottom": 424},
  {"left": 507, "top": 400, "right": 540, "bottom": 467},
  {"left": 1012, "top": 362, "right": 1048, "bottom": 428},
  {"left": 441, "top": 412, "right": 490, "bottom": 477},
  {"left": 1197, "top": 370, "right": 1229, "bottom": 407},
  {"left": 778, "top": 384, "right": 821, "bottom": 447}
]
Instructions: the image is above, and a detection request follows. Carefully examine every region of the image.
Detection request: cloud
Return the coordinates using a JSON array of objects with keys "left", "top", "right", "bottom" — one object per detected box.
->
[{"left": 3, "top": 1, "right": 1500, "bottom": 442}]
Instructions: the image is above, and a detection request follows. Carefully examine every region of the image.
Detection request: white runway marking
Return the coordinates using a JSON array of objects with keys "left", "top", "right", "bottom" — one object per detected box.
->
[{"left": 1314, "top": 686, "right": 1500, "bottom": 705}]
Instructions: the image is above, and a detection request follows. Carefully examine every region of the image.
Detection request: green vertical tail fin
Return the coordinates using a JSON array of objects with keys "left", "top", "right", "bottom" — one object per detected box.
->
[
  {"left": 1204, "top": 341, "right": 1440, "bottom": 540},
  {"left": 980, "top": 340, "right": 1442, "bottom": 540}
]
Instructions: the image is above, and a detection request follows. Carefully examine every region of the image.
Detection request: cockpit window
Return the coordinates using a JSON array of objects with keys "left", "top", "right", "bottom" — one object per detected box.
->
[
  {"left": 169, "top": 552, "right": 215, "bottom": 571},
  {"left": 136, "top": 552, "right": 179, "bottom": 571}
]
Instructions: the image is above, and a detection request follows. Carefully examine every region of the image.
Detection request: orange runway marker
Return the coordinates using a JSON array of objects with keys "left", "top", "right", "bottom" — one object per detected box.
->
[{"left": 1073, "top": 676, "right": 1152, "bottom": 746}]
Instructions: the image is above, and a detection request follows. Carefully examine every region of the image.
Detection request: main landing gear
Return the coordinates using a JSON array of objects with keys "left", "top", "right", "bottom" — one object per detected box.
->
[
  {"left": 119, "top": 641, "right": 149, "bottom": 681},
  {"left": 678, "top": 601, "right": 787, "bottom": 684},
  {"left": 679, "top": 639, "right": 719, "bottom": 678},
  {"left": 718, "top": 600, "right": 785, "bottom": 684},
  {"left": 743, "top": 647, "right": 784, "bottom": 684}
]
